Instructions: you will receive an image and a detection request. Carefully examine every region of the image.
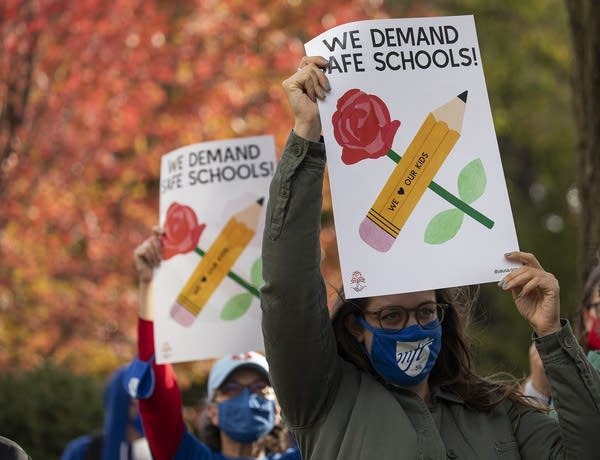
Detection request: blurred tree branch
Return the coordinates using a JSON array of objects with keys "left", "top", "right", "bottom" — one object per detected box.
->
[
  {"left": 565, "top": 0, "right": 600, "bottom": 291},
  {"left": 0, "top": 0, "right": 38, "bottom": 202}
]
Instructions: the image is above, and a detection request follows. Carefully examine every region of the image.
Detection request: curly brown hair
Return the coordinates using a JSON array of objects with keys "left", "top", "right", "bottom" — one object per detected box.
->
[{"left": 331, "top": 286, "right": 539, "bottom": 414}]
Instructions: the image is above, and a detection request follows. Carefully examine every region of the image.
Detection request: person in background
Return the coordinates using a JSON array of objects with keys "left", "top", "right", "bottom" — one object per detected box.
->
[
  {"left": 574, "top": 260, "right": 600, "bottom": 361},
  {"left": 259, "top": 55, "right": 600, "bottom": 459},
  {"left": 523, "top": 259, "right": 600, "bottom": 406},
  {"left": 0, "top": 435, "right": 31, "bottom": 460},
  {"left": 60, "top": 366, "right": 152, "bottom": 460},
  {"left": 125, "top": 228, "right": 299, "bottom": 460}
]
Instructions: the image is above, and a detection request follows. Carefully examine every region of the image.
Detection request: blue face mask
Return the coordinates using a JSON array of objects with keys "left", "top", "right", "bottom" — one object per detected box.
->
[
  {"left": 357, "top": 315, "right": 442, "bottom": 387},
  {"left": 217, "top": 389, "right": 276, "bottom": 443}
]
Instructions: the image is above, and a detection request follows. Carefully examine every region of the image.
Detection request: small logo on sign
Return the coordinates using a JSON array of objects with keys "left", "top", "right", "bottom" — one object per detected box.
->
[
  {"left": 161, "top": 342, "right": 173, "bottom": 360},
  {"left": 350, "top": 271, "right": 366, "bottom": 292}
]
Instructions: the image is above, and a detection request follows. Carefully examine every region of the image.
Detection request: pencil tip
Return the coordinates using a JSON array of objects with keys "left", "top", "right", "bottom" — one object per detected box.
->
[
  {"left": 457, "top": 91, "right": 468, "bottom": 103},
  {"left": 257, "top": 197, "right": 264, "bottom": 206}
]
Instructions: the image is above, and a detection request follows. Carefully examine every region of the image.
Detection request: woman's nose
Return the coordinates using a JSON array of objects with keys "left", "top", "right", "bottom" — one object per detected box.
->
[{"left": 404, "top": 311, "right": 419, "bottom": 327}]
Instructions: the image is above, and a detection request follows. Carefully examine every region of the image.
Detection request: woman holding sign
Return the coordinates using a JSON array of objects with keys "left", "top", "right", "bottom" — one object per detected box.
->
[
  {"left": 260, "top": 55, "right": 600, "bottom": 459},
  {"left": 125, "top": 229, "right": 300, "bottom": 460}
]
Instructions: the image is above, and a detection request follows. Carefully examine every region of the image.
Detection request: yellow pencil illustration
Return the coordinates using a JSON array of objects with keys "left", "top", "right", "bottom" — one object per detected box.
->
[
  {"left": 170, "top": 198, "right": 263, "bottom": 326},
  {"left": 359, "top": 91, "right": 468, "bottom": 252}
]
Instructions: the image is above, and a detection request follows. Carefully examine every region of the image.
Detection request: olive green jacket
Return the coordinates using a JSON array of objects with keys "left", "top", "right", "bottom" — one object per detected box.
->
[{"left": 261, "top": 131, "right": 600, "bottom": 459}]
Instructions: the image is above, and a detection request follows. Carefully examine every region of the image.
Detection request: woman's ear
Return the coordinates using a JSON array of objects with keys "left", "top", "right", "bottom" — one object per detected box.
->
[{"left": 345, "top": 314, "right": 365, "bottom": 343}]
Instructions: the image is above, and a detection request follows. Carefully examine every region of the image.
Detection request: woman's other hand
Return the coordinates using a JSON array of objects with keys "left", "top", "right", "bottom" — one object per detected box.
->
[{"left": 500, "top": 251, "right": 561, "bottom": 337}]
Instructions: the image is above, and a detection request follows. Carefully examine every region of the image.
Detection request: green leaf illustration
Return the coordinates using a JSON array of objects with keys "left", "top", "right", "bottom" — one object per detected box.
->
[
  {"left": 220, "top": 293, "right": 253, "bottom": 321},
  {"left": 424, "top": 209, "right": 464, "bottom": 244},
  {"left": 457, "top": 159, "right": 487, "bottom": 204},
  {"left": 250, "top": 257, "right": 264, "bottom": 288}
]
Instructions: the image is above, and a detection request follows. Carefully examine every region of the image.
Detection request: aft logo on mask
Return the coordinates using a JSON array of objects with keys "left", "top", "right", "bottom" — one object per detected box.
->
[
  {"left": 356, "top": 315, "right": 442, "bottom": 386},
  {"left": 396, "top": 337, "right": 434, "bottom": 377}
]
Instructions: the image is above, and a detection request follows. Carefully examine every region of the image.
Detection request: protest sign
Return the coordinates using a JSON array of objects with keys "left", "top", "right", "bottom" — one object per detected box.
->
[
  {"left": 305, "top": 16, "right": 520, "bottom": 298},
  {"left": 153, "top": 135, "right": 275, "bottom": 363}
]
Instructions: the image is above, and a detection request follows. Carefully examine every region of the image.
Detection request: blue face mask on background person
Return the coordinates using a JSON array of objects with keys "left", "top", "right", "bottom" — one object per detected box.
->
[
  {"left": 357, "top": 315, "right": 442, "bottom": 386},
  {"left": 217, "top": 388, "right": 276, "bottom": 443}
]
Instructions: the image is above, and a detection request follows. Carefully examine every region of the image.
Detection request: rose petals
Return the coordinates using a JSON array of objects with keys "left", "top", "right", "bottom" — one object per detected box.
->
[
  {"left": 332, "top": 88, "right": 400, "bottom": 165},
  {"left": 162, "top": 202, "right": 206, "bottom": 260}
]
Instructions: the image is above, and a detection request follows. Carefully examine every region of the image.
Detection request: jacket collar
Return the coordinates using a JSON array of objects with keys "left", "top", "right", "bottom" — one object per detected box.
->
[{"left": 430, "top": 385, "right": 465, "bottom": 405}]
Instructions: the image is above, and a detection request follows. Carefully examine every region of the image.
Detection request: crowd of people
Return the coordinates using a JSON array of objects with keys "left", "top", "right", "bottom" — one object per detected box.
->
[{"left": 4, "top": 55, "right": 599, "bottom": 459}]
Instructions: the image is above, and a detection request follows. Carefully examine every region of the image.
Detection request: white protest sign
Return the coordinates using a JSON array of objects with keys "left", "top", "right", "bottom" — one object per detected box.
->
[
  {"left": 305, "top": 16, "right": 519, "bottom": 298},
  {"left": 153, "top": 135, "right": 275, "bottom": 363}
]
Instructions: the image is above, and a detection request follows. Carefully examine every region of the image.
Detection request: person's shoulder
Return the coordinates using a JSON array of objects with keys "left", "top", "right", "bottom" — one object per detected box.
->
[
  {"left": 0, "top": 436, "right": 31, "bottom": 460},
  {"left": 174, "top": 431, "right": 228, "bottom": 460},
  {"left": 60, "top": 434, "right": 95, "bottom": 460}
]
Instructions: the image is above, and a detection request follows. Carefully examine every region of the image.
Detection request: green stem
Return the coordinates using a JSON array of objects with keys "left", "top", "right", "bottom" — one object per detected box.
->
[
  {"left": 387, "top": 150, "right": 494, "bottom": 229},
  {"left": 194, "top": 247, "right": 260, "bottom": 298}
]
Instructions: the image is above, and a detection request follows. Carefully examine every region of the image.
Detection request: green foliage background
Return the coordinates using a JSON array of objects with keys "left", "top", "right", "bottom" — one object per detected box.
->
[{"left": 0, "top": 365, "right": 104, "bottom": 459}]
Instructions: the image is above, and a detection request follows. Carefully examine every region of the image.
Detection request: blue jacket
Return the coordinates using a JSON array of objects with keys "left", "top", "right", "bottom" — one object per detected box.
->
[
  {"left": 173, "top": 432, "right": 301, "bottom": 460},
  {"left": 61, "top": 367, "right": 146, "bottom": 460}
]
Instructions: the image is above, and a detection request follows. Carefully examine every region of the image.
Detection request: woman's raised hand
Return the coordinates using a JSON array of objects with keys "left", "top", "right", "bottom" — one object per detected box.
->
[
  {"left": 282, "top": 56, "right": 330, "bottom": 142},
  {"left": 500, "top": 252, "right": 561, "bottom": 337},
  {"left": 134, "top": 226, "right": 163, "bottom": 284}
]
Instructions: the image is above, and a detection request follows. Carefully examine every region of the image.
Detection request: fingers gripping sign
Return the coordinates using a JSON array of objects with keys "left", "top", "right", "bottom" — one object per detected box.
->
[
  {"left": 499, "top": 252, "right": 561, "bottom": 337},
  {"left": 134, "top": 226, "right": 164, "bottom": 284},
  {"left": 283, "top": 56, "right": 330, "bottom": 142}
]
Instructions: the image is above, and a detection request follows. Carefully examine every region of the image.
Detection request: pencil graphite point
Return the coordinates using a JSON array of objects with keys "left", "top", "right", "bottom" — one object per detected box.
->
[{"left": 457, "top": 90, "right": 468, "bottom": 102}]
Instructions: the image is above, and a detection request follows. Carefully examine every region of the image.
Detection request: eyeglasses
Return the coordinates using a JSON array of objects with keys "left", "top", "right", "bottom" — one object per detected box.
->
[
  {"left": 218, "top": 380, "right": 273, "bottom": 398},
  {"left": 361, "top": 301, "right": 448, "bottom": 331}
]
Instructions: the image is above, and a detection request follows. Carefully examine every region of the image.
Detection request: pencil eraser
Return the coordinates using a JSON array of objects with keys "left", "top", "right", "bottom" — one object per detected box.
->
[
  {"left": 359, "top": 218, "right": 395, "bottom": 252},
  {"left": 170, "top": 302, "right": 195, "bottom": 327}
]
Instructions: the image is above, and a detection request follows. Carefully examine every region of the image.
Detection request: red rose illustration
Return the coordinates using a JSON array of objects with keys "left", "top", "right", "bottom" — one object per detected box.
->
[
  {"left": 332, "top": 89, "right": 401, "bottom": 165},
  {"left": 162, "top": 202, "right": 206, "bottom": 260}
]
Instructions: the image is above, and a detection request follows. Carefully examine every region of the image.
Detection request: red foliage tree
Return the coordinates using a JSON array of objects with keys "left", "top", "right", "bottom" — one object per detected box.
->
[{"left": 1, "top": 0, "right": 438, "bottom": 373}]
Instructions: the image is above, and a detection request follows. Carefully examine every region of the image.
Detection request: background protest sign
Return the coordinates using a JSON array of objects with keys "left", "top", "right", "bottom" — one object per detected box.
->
[
  {"left": 153, "top": 135, "right": 275, "bottom": 363},
  {"left": 305, "top": 15, "right": 520, "bottom": 298}
]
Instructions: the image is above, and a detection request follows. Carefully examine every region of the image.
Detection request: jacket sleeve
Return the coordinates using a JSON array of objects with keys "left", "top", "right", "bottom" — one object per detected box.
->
[
  {"left": 260, "top": 131, "right": 341, "bottom": 429},
  {"left": 511, "top": 320, "right": 600, "bottom": 459},
  {"left": 137, "top": 319, "right": 187, "bottom": 460}
]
